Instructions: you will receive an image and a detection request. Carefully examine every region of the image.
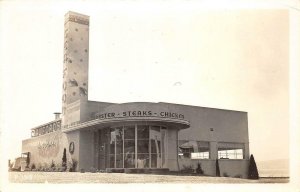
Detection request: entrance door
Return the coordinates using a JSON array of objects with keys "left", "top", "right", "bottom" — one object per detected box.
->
[{"left": 150, "top": 126, "right": 162, "bottom": 168}]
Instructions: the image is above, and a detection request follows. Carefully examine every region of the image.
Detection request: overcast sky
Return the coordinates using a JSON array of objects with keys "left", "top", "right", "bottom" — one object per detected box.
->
[{"left": 0, "top": 1, "right": 295, "bottom": 163}]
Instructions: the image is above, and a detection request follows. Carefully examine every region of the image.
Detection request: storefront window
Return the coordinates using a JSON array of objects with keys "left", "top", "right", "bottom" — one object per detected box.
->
[
  {"left": 179, "top": 140, "right": 210, "bottom": 159},
  {"left": 218, "top": 149, "right": 243, "bottom": 159},
  {"left": 101, "top": 125, "right": 167, "bottom": 169},
  {"left": 191, "top": 141, "right": 210, "bottom": 159},
  {"left": 218, "top": 142, "right": 244, "bottom": 159}
]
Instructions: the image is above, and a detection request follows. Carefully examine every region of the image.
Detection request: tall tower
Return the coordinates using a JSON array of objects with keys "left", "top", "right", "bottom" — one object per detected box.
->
[{"left": 62, "top": 11, "right": 89, "bottom": 126}]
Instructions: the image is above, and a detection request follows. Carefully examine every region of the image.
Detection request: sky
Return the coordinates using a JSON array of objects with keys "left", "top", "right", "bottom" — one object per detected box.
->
[{"left": 0, "top": 0, "right": 297, "bottom": 164}]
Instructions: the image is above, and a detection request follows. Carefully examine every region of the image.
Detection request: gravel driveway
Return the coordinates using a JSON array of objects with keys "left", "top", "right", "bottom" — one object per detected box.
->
[{"left": 8, "top": 172, "right": 289, "bottom": 184}]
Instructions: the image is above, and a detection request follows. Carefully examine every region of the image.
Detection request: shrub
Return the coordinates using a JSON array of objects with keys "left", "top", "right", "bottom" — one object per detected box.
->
[
  {"left": 62, "top": 148, "right": 67, "bottom": 170},
  {"left": 90, "top": 167, "right": 97, "bottom": 173},
  {"left": 26, "top": 153, "right": 30, "bottom": 168},
  {"left": 248, "top": 154, "right": 259, "bottom": 179},
  {"left": 216, "top": 159, "right": 220, "bottom": 177},
  {"left": 51, "top": 160, "right": 55, "bottom": 168},
  {"left": 181, "top": 165, "right": 194, "bottom": 173},
  {"left": 31, "top": 163, "right": 36, "bottom": 170},
  {"left": 68, "top": 159, "right": 78, "bottom": 172},
  {"left": 195, "top": 163, "right": 204, "bottom": 174},
  {"left": 37, "top": 163, "right": 42, "bottom": 171},
  {"left": 223, "top": 172, "right": 229, "bottom": 177}
]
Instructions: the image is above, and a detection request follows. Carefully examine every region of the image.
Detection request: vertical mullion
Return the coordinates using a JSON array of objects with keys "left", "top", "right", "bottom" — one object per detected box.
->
[
  {"left": 165, "top": 127, "right": 168, "bottom": 168},
  {"left": 122, "top": 126, "right": 124, "bottom": 168},
  {"left": 114, "top": 128, "right": 116, "bottom": 168},
  {"left": 149, "top": 126, "right": 151, "bottom": 168},
  {"left": 160, "top": 126, "right": 162, "bottom": 168},
  {"left": 135, "top": 124, "right": 137, "bottom": 168}
]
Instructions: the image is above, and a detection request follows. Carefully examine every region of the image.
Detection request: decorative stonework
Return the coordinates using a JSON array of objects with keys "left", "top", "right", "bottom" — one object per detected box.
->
[
  {"left": 68, "top": 15, "right": 89, "bottom": 25},
  {"left": 62, "top": 11, "right": 89, "bottom": 126}
]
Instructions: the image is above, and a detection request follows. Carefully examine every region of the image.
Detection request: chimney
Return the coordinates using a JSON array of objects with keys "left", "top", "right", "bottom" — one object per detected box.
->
[{"left": 54, "top": 112, "right": 61, "bottom": 120}]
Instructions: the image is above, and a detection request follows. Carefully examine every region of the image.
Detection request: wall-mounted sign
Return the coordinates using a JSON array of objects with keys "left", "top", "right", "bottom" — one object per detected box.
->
[
  {"left": 62, "top": 110, "right": 187, "bottom": 130},
  {"left": 31, "top": 120, "right": 61, "bottom": 137},
  {"left": 94, "top": 110, "right": 185, "bottom": 120}
]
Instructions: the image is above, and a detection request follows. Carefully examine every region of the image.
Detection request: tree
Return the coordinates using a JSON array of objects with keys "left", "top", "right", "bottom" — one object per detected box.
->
[
  {"left": 248, "top": 154, "right": 259, "bottom": 179},
  {"left": 62, "top": 148, "right": 67, "bottom": 170},
  {"left": 216, "top": 159, "right": 220, "bottom": 177},
  {"left": 26, "top": 152, "right": 30, "bottom": 168}
]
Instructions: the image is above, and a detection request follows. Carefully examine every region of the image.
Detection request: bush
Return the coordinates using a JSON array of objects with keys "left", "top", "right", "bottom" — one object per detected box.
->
[
  {"left": 181, "top": 165, "right": 194, "bottom": 173},
  {"left": 90, "top": 167, "right": 97, "bottom": 173},
  {"left": 70, "top": 159, "right": 78, "bottom": 172},
  {"left": 31, "top": 163, "right": 36, "bottom": 170},
  {"left": 51, "top": 160, "right": 55, "bottom": 168},
  {"left": 216, "top": 159, "right": 220, "bottom": 177},
  {"left": 223, "top": 172, "right": 229, "bottom": 177},
  {"left": 26, "top": 153, "right": 30, "bottom": 168},
  {"left": 195, "top": 163, "right": 204, "bottom": 174},
  {"left": 62, "top": 148, "right": 67, "bottom": 171},
  {"left": 248, "top": 154, "right": 259, "bottom": 179}
]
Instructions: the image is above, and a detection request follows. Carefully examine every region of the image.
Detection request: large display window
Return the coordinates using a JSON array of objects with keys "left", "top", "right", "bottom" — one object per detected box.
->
[{"left": 100, "top": 124, "right": 167, "bottom": 169}]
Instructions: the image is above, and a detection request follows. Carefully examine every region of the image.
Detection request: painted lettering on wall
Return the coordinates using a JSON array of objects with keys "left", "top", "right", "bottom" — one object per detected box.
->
[
  {"left": 31, "top": 120, "right": 61, "bottom": 137},
  {"left": 37, "top": 135, "right": 60, "bottom": 158},
  {"left": 94, "top": 111, "right": 184, "bottom": 120}
]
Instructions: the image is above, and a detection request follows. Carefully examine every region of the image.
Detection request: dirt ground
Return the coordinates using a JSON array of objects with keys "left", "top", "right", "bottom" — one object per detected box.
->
[{"left": 8, "top": 172, "right": 289, "bottom": 184}]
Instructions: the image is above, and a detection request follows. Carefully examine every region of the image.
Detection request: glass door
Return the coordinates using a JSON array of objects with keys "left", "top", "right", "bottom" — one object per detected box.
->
[
  {"left": 124, "top": 126, "right": 135, "bottom": 168},
  {"left": 150, "top": 126, "right": 161, "bottom": 168}
]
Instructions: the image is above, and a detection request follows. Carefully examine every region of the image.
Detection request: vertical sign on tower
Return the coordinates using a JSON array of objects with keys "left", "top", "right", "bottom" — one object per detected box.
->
[{"left": 62, "top": 12, "right": 90, "bottom": 127}]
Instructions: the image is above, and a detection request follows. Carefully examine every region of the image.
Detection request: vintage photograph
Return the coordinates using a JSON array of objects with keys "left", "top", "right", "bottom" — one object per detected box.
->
[{"left": 1, "top": 0, "right": 298, "bottom": 192}]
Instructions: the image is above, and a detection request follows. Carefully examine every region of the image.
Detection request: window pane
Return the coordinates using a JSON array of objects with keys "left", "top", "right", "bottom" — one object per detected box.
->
[
  {"left": 116, "top": 140, "right": 123, "bottom": 154},
  {"left": 124, "top": 140, "right": 135, "bottom": 168},
  {"left": 109, "top": 128, "right": 115, "bottom": 155},
  {"left": 151, "top": 140, "right": 161, "bottom": 154},
  {"left": 137, "top": 154, "right": 149, "bottom": 168},
  {"left": 191, "top": 152, "right": 209, "bottom": 159},
  {"left": 161, "top": 129, "right": 167, "bottom": 167},
  {"left": 218, "top": 149, "right": 244, "bottom": 159},
  {"left": 137, "top": 140, "right": 149, "bottom": 154},
  {"left": 151, "top": 154, "right": 162, "bottom": 168},
  {"left": 116, "top": 154, "right": 123, "bottom": 168},
  {"left": 109, "top": 155, "right": 114, "bottom": 168},
  {"left": 109, "top": 143, "right": 115, "bottom": 155},
  {"left": 137, "top": 125, "right": 149, "bottom": 139},
  {"left": 150, "top": 126, "right": 161, "bottom": 155},
  {"left": 124, "top": 126, "right": 135, "bottom": 139},
  {"left": 124, "top": 152, "right": 135, "bottom": 168},
  {"left": 115, "top": 127, "right": 123, "bottom": 141},
  {"left": 151, "top": 154, "right": 157, "bottom": 168}
]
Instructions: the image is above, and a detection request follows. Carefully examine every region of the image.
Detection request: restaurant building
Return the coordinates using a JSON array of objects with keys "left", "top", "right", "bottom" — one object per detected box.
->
[{"left": 22, "top": 11, "right": 250, "bottom": 178}]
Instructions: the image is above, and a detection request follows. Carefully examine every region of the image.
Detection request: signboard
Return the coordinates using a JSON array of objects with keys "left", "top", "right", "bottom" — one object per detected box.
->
[
  {"left": 31, "top": 120, "right": 61, "bottom": 137},
  {"left": 94, "top": 110, "right": 185, "bottom": 120}
]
